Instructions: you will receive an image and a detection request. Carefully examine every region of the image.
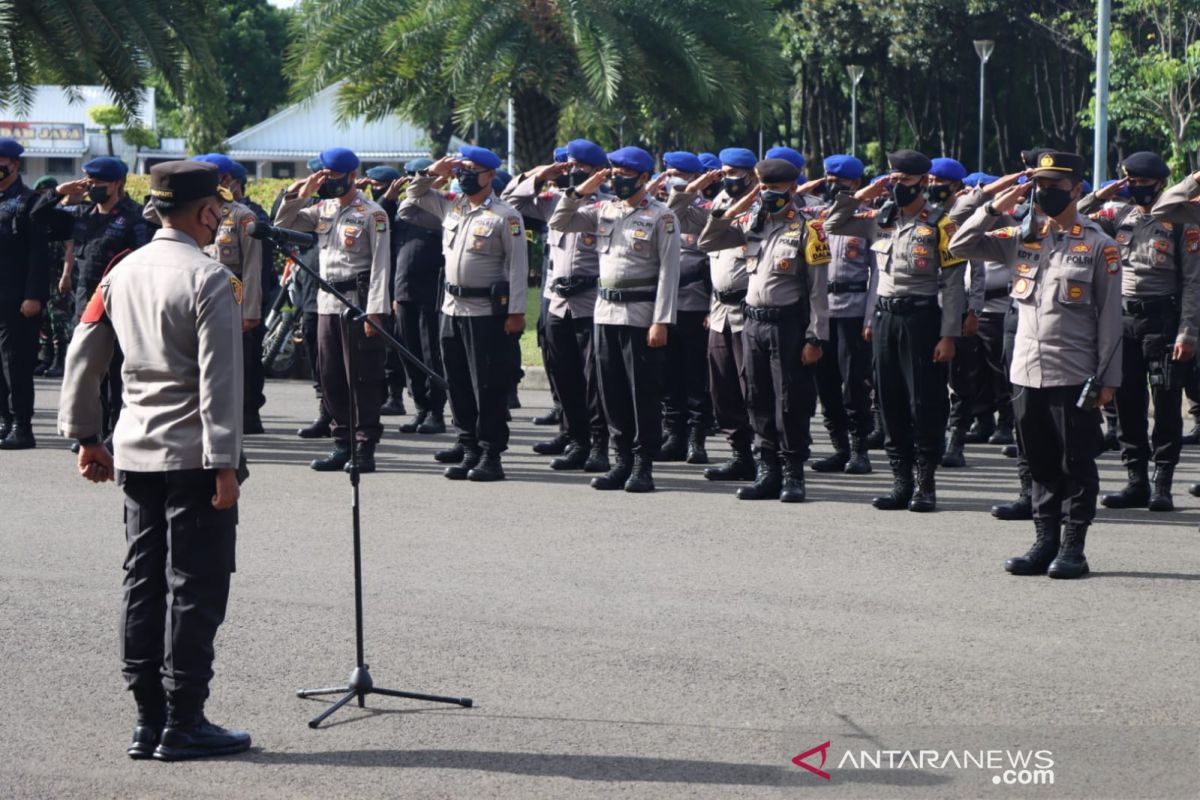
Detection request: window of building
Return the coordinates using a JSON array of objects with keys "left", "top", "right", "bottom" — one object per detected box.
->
[
  {"left": 271, "top": 162, "right": 295, "bottom": 179},
  {"left": 47, "top": 157, "right": 76, "bottom": 174}
]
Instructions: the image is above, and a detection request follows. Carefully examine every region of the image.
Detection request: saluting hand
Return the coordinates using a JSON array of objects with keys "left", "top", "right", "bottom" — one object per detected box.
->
[
  {"left": 57, "top": 178, "right": 90, "bottom": 203},
  {"left": 534, "top": 162, "right": 569, "bottom": 184},
  {"left": 726, "top": 184, "right": 759, "bottom": 218},
  {"left": 212, "top": 468, "right": 239, "bottom": 510},
  {"left": 686, "top": 169, "right": 723, "bottom": 195},
  {"left": 982, "top": 170, "right": 1029, "bottom": 197},
  {"left": 854, "top": 176, "right": 891, "bottom": 204},
  {"left": 383, "top": 177, "right": 409, "bottom": 202},
  {"left": 428, "top": 156, "right": 459, "bottom": 179},
  {"left": 990, "top": 181, "right": 1031, "bottom": 216},
  {"left": 78, "top": 443, "right": 115, "bottom": 483},
  {"left": 297, "top": 170, "right": 329, "bottom": 198},
  {"left": 576, "top": 168, "right": 610, "bottom": 197},
  {"left": 1095, "top": 176, "right": 1129, "bottom": 202},
  {"left": 797, "top": 177, "right": 827, "bottom": 197}
]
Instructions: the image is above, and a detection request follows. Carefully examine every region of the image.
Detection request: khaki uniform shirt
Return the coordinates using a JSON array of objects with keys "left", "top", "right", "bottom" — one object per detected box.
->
[
  {"left": 58, "top": 228, "right": 243, "bottom": 470},
  {"left": 400, "top": 175, "right": 529, "bottom": 317},
  {"left": 274, "top": 189, "right": 391, "bottom": 316},
  {"left": 676, "top": 190, "right": 747, "bottom": 333},
  {"left": 949, "top": 208, "right": 1123, "bottom": 389},
  {"left": 549, "top": 191, "right": 681, "bottom": 328}
]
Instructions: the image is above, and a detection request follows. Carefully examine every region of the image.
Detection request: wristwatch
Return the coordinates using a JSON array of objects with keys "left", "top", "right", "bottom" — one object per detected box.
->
[
  {"left": 805, "top": 337, "right": 824, "bottom": 348},
  {"left": 77, "top": 435, "right": 101, "bottom": 446},
  {"left": 984, "top": 201, "right": 1000, "bottom": 216}
]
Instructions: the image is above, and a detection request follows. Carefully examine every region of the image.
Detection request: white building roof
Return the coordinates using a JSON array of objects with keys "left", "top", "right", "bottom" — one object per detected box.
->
[
  {"left": 0, "top": 85, "right": 156, "bottom": 129},
  {"left": 225, "top": 83, "right": 431, "bottom": 161}
]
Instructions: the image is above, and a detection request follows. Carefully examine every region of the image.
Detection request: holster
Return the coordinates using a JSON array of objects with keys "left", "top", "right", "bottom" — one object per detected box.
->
[{"left": 491, "top": 281, "right": 511, "bottom": 317}]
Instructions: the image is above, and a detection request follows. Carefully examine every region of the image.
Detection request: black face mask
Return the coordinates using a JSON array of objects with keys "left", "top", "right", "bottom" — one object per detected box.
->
[
  {"left": 569, "top": 169, "right": 591, "bottom": 189},
  {"left": 1128, "top": 183, "right": 1160, "bottom": 207},
  {"left": 723, "top": 176, "right": 750, "bottom": 198},
  {"left": 760, "top": 188, "right": 792, "bottom": 216},
  {"left": 702, "top": 183, "right": 721, "bottom": 200},
  {"left": 200, "top": 204, "right": 221, "bottom": 248},
  {"left": 458, "top": 169, "right": 487, "bottom": 196},
  {"left": 1034, "top": 186, "right": 1073, "bottom": 218},
  {"left": 891, "top": 181, "right": 923, "bottom": 207},
  {"left": 824, "top": 180, "right": 851, "bottom": 199},
  {"left": 553, "top": 172, "right": 570, "bottom": 189},
  {"left": 86, "top": 184, "right": 110, "bottom": 205},
  {"left": 370, "top": 185, "right": 388, "bottom": 201},
  {"left": 611, "top": 173, "right": 643, "bottom": 200},
  {"left": 318, "top": 175, "right": 352, "bottom": 199},
  {"left": 925, "top": 183, "right": 953, "bottom": 206}
]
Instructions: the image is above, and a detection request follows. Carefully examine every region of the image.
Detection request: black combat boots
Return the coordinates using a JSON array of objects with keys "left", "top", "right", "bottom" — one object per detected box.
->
[
  {"left": 532, "top": 431, "right": 571, "bottom": 455},
  {"left": 296, "top": 403, "right": 332, "bottom": 438},
  {"left": 591, "top": 449, "right": 633, "bottom": 490},
  {"left": 812, "top": 430, "right": 850, "bottom": 473},
  {"left": 844, "top": 437, "right": 872, "bottom": 474},
  {"left": 310, "top": 442, "right": 351, "bottom": 471},
  {"left": 704, "top": 443, "right": 756, "bottom": 481},
  {"left": 1102, "top": 463, "right": 1151, "bottom": 509},
  {"left": 872, "top": 458, "right": 914, "bottom": 510},
  {"left": 992, "top": 470, "right": 1033, "bottom": 520},
  {"left": 1148, "top": 464, "right": 1176, "bottom": 512},
  {"left": 686, "top": 427, "right": 708, "bottom": 464},
  {"left": 865, "top": 408, "right": 885, "bottom": 449},
  {"left": 737, "top": 451, "right": 782, "bottom": 500},
  {"left": 584, "top": 439, "right": 610, "bottom": 472},
  {"left": 344, "top": 442, "right": 376, "bottom": 474},
  {"left": 908, "top": 459, "right": 937, "bottom": 512},
  {"left": 127, "top": 683, "right": 166, "bottom": 760},
  {"left": 153, "top": 693, "right": 251, "bottom": 761},
  {"left": 434, "top": 442, "right": 465, "bottom": 463},
  {"left": 1047, "top": 521, "right": 1090, "bottom": 579},
  {"left": 963, "top": 416, "right": 995, "bottom": 444},
  {"left": 444, "top": 446, "right": 482, "bottom": 480},
  {"left": 1004, "top": 518, "right": 1062, "bottom": 576},
  {"left": 0, "top": 421, "right": 35, "bottom": 450},
  {"left": 467, "top": 452, "right": 505, "bottom": 482},
  {"left": 657, "top": 428, "right": 687, "bottom": 462},
  {"left": 417, "top": 412, "right": 447, "bottom": 434},
  {"left": 399, "top": 410, "right": 427, "bottom": 433},
  {"left": 624, "top": 454, "right": 655, "bottom": 493},
  {"left": 551, "top": 440, "right": 590, "bottom": 470},
  {"left": 941, "top": 429, "right": 966, "bottom": 468},
  {"left": 779, "top": 458, "right": 806, "bottom": 503}
]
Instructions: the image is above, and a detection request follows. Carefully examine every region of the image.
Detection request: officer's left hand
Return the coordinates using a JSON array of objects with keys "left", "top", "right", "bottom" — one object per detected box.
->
[
  {"left": 1173, "top": 340, "right": 1196, "bottom": 361},
  {"left": 1097, "top": 387, "right": 1117, "bottom": 407},
  {"left": 78, "top": 443, "right": 114, "bottom": 483},
  {"left": 363, "top": 314, "right": 384, "bottom": 338},
  {"left": 647, "top": 323, "right": 668, "bottom": 348},
  {"left": 19, "top": 299, "right": 42, "bottom": 318},
  {"left": 504, "top": 313, "right": 525, "bottom": 335},
  {"left": 212, "top": 468, "right": 239, "bottom": 510},
  {"left": 962, "top": 311, "right": 980, "bottom": 337},
  {"left": 801, "top": 343, "right": 823, "bottom": 365},
  {"left": 933, "top": 336, "right": 956, "bottom": 363}
]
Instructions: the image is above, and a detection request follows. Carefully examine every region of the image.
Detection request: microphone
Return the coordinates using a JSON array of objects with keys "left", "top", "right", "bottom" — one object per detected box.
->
[{"left": 247, "top": 221, "right": 318, "bottom": 249}]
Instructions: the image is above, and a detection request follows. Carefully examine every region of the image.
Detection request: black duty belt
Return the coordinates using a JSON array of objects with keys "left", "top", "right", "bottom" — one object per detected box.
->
[
  {"left": 714, "top": 288, "right": 748, "bottom": 305},
  {"left": 330, "top": 278, "right": 362, "bottom": 293},
  {"left": 1122, "top": 296, "right": 1178, "bottom": 316},
  {"left": 550, "top": 275, "right": 599, "bottom": 297},
  {"left": 984, "top": 286, "right": 1010, "bottom": 301},
  {"left": 742, "top": 303, "right": 806, "bottom": 322},
  {"left": 445, "top": 282, "right": 492, "bottom": 299},
  {"left": 828, "top": 280, "right": 868, "bottom": 294},
  {"left": 599, "top": 287, "right": 656, "bottom": 303},
  {"left": 876, "top": 295, "right": 938, "bottom": 314}
]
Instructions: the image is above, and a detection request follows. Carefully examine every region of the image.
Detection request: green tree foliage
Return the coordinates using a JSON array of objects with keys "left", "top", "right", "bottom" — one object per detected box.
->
[{"left": 88, "top": 104, "right": 125, "bottom": 156}]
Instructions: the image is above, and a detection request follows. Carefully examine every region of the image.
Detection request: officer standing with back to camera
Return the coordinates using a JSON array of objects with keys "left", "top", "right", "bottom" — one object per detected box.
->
[
  {"left": 951, "top": 151, "right": 1122, "bottom": 580},
  {"left": 229, "top": 161, "right": 277, "bottom": 431},
  {"left": 361, "top": 165, "right": 410, "bottom": 421},
  {"left": 58, "top": 159, "right": 250, "bottom": 759},
  {"left": 1081, "top": 152, "right": 1200, "bottom": 513},
  {"left": 276, "top": 147, "right": 392, "bottom": 473},
  {"left": 401, "top": 145, "right": 529, "bottom": 482}
]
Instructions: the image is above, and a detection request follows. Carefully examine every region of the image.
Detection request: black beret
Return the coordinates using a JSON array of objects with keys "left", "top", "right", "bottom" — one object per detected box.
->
[
  {"left": 1120, "top": 151, "right": 1170, "bottom": 180},
  {"left": 149, "top": 160, "right": 230, "bottom": 204},
  {"left": 1031, "top": 151, "right": 1087, "bottom": 181},
  {"left": 755, "top": 158, "right": 801, "bottom": 184},
  {"left": 887, "top": 149, "right": 931, "bottom": 175},
  {"left": 1020, "top": 148, "right": 1052, "bottom": 169}
]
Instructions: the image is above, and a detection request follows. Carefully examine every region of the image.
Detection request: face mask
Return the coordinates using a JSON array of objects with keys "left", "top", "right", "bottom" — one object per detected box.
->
[
  {"left": 825, "top": 180, "right": 850, "bottom": 199},
  {"left": 86, "top": 184, "right": 110, "bottom": 205},
  {"left": 611, "top": 173, "right": 643, "bottom": 200},
  {"left": 0, "top": 165, "right": 10, "bottom": 181},
  {"left": 759, "top": 188, "right": 792, "bottom": 215},
  {"left": 1128, "top": 183, "right": 1160, "bottom": 207},
  {"left": 891, "top": 181, "right": 923, "bottom": 207},
  {"left": 702, "top": 183, "right": 721, "bottom": 200},
  {"left": 553, "top": 172, "right": 570, "bottom": 189},
  {"left": 457, "top": 169, "right": 485, "bottom": 196},
  {"left": 925, "top": 183, "right": 953, "bottom": 205},
  {"left": 1034, "top": 186, "right": 1073, "bottom": 218},
  {"left": 722, "top": 176, "right": 749, "bottom": 198},
  {"left": 200, "top": 204, "right": 221, "bottom": 247},
  {"left": 317, "top": 175, "right": 352, "bottom": 199},
  {"left": 569, "top": 169, "right": 591, "bottom": 189},
  {"left": 370, "top": 184, "right": 388, "bottom": 201}
]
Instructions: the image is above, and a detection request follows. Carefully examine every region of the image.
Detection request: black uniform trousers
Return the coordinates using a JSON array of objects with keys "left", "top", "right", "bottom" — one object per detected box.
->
[
  {"left": 1013, "top": 386, "right": 1104, "bottom": 524},
  {"left": 595, "top": 323, "right": 663, "bottom": 458},
  {"left": 1002, "top": 303, "right": 1032, "bottom": 487},
  {"left": 872, "top": 302, "right": 948, "bottom": 465},
  {"left": 396, "top": 301, "right": 446, "bottom": 415},
  {"left": 947, "top": 330, "right": 982, "bottom": 434},
  {"left": 441, "top": 313, "right": 510, "bottom": 454},
  {"left": 661, "top": 309, "right": 712, "bottom": 433},
  {"left": 243, "top": 326, "right": 265, "bottom": 417},
  {"left": 743, "top": 314, "right": 816, "bottom": 461},
  {"left": 543, "top": 309, "right": 606, "bottom": 446},
  {"left": 317, "top": 312, "right": 385, "bottom": 445},
  {"left": 0, "top": 304, "right": 39, "bottom": 423},
  {"left": 383, "top": 313, "right": 408, "bottom": 396},
  {"left": 1116, "top": 306, "right": 1187, "bottom": 468},
  {"left": 707, "top": 325, "right": 752, "bottom": 450},
  {"left": 814, "top": 314, "right": 872, "bottom": 440},
  {"left": 120, "top": 469, "right": 236, "bottom": 699}
]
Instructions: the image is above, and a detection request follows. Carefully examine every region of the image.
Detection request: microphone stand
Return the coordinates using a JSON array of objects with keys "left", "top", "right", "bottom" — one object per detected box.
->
[{"left": 279, "top": 242, "right": 472, "bottom": 729}]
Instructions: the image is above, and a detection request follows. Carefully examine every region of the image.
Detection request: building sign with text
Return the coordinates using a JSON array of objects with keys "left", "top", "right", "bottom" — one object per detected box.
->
[{"left": 0, "top": 122, "right": 86, "bottom": 151}]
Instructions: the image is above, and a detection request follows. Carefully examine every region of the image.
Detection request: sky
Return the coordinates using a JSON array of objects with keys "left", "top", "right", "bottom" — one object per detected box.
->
[{"left": 268, "top": 0, "right": 297, "bottom": 7}]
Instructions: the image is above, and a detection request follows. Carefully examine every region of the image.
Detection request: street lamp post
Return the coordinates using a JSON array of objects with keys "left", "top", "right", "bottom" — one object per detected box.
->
[
  {"left": 846, "top": 64, "right": 864, "bottom": 156},
  {"left": 1094, "top": 0, "right": 1111, "bottom": 184},
  {"left": 973, "top": 40, "right": 995, "bottom": 172}
]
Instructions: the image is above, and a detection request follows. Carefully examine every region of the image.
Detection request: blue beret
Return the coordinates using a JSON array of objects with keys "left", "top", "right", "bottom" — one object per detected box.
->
[
  {"left": 663, "top": 151, "right": 704, "bottom": 175},
  {"left": 1120, "top": 151, "right": 1170, "bottom": 180},
  {"left": 719, "top": 148, "right": 757, "bottom": 169},
  {"left": 229, "top": 162, "right": 248, "bottom": 182},
  {"left": 0, "top": 137, "right": 24, "bottom": 159},
  {"left": 823, "top": 154, "right": 864, "bottom": 180},
  {"left": 406, "top": 157, "right": 433, "bottom": 174},
  {"left": 554, "top": 146, "right": 569, "bottom": 163},
  {"left": 83, "top": 156, "right": 129, "bottom": 181},
  {"left": 307, "top": 156, "right": 323, "bottom": 171},
  {"left": 1081, "top": 180, "right": 1092, "bottom": 194},
  {"left": 192, "top": 153, "right": 237, "bottom": 175},
  {"left": 608, "top": 146, "right": 654, "bottom": 174},
  {"left": 765, "top": 146, "right": 805, "bottom": 171},
  {"left": 320, "top": 147, "right": 360, "bottom": 173},
  {"left": 1017, "top": 175, "right": 1029, "bottom": 185},
  {"left": 1100, "top": 178, "right": 1132, "bottom": 198},
  {"left": 699, "top": 152, "right": 722, "bottom": 172},
  {"left": 366, "top": 166, "right": 403, "bottom": 183},
  {"left": 566, "top": 139, "right": 607, "bottom": 168},
  {"left": 493, "top": 168, "right": 513, "bottom": 194},
  {"left": 458, "top": 145, "right": 501, "bottom": 170},
  {"left": 930, "top": 157, "right": 967, "bottom": 182},
  {"left": 962, "top": 171, "right": 996, "bottom": 188}
]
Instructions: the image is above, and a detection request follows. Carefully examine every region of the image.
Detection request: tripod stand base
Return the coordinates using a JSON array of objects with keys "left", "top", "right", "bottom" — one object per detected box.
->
[{"left": 298, "top": 665, "right": 473, "bottom": 729}]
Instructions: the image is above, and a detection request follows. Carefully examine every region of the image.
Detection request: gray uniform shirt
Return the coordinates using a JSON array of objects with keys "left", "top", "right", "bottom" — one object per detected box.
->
[
  {"left": 949, "top": 187, "right": 1011, "bottom": 315},
  {"left": 274, "top": 189, "right": 391, "bottom": 316},
  {"left": 950, "top": 208, "right": 1123, "bottom": 389},
  {"left": 400, "top": 175, "right": 529, "bottom": 317},
  {"left": 58, "top": 228, "right": 243, "bottom": 471},
  {"left": 668, "top": 191, "right": 713, "bottom": 313},
  {"left": 549, "top": 191, "right": 681, "bottom": 328},
  {"left": 674, "top": 189, "right": 749, "bottom": 333}
]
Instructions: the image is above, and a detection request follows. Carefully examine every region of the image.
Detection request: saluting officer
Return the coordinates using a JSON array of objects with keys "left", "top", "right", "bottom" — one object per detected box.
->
[
  {"left": 228, "top": 161, "right": 277, "bottom": 431},
  {"left": 276, "top": 147, "right": 392, "bottom": 473},
  {"left": 699, "top": 157, "right": 830, "bottom": 502},
  {"left": 58, "top": 160, "right": 250, "bottom": 759},
  {"left": 550, "top": 146, "right": 681, "bottom": 493},
  {"left": 401, "top": 145, "right": 529, "bottom": 482},
  {"left": 951, "top": 151, "right": 1122, "bottom": 580},
  {"left": 825, "top": 150, "right": 967, "bottom": 512},
  {"left": 362, "top": 165, "right": 410, "bottom": 421},
  {"left": 1079, "top": 152, "right": 1200, "bottom": 513}
]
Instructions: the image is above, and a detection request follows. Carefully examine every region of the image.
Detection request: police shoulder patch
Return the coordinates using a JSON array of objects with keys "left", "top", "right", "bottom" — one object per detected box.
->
[
  {"left": 230, "top": 276, "right": 244, "bottom": 305},
  {"left": 508, "top": 216, "right": 522, "bottom": 236},
  {"left": 1103, "top": 244, "right": 1121, "bottom": 274},
  {"left": 990, "top": 226, "right": 1017, "bottom": 239},
  {"left": 373, "top": 211, "right": 388, "bottom": 233},
  {"left": 663, "top": 213, "right": 676, "bottom": 233},
  {"left": 80, "top": 286, "right": 107, "bottom": 324}
]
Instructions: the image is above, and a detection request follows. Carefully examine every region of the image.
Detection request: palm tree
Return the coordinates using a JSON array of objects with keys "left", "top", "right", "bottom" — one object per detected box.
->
[{"left": 289, "top": 0, "right": 786, "bottom": 167}]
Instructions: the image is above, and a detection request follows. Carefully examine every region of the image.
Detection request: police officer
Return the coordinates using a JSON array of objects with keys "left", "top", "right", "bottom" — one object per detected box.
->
[
  {"left": 550, "top": 146, "right": 681, "bottom": 492},
  {"left": 31, "top": 176, "right": 73, "bottom": 379},
  {"left": 825, "top": 150, "right": 967, "bottom": 512},
  {"left": 1079, "top": 152, "right": 1200, "bottom": 512},
  {"left": 31, "top": 154, "right": 149, "bottom": 449},
  {"left": 276, "top": 147, "right": 392, "bottom": 473},
  {"left": 796, "top": 154, "right": 875, "bottom": 475},
  {"left": 0, "top": 137, "right": 50, "bottom": 450},
  {"left": 401, "top": 146, "right": 528, "bottom": 481},
  {"left": 699, "top": 157, "right": 830, "bottom": 502},
  {"left": 951, "top": 151, "right": 1122, "bottom": 580},
  {"left": 229, "top": 161, "right": 276, "bottom": 431},
  {"left": 362, "top": 165, "right": 411, "bottom": 420},
  {"left": 58, "top": 160, "right": 250, "bottom": 759},
  {"left": 504, "top": 138, "right": 611, "bottom": 472},
  {"left": 674, "top": 147, "right": 757, "bottom": 481}
]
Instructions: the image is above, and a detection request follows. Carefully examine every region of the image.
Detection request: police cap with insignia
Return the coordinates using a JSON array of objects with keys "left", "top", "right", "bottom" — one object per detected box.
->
[
  {"left": 0, "top": 137, "right": 24, "bottom": 159},
  {"left": 765, "top": 146, "right": 806, "bottom": 172},
  {"left": 458, "top": 145, "right": 501, "bottom": 170},
  {"left": 1031, "top": 151, "right": 1086, "bottom": 181},
  {"left": 320, "top": 147, "right": 360, "bottom": 173},
  {"left": 719, "top": 147, "right": 757, "bottom": 169},
  {"left": 755, "top": 157, "right": 801, "bottom": 185},
  {"left": 663, "top": 151, "right": 704, "bottom": 175},
  {"left": 698, "top": 152, "right": 722, "bottom": 172},
  {"left": 1120, "top": 151, "right": 1170, "bottom": 180},
  {"left": 366, "top": 165, "right": 403, "bottom": 183},
  {"left": 83, "top": 156, "right": 128, "bottom": 181},
  {"left": 405, "top": 157, "right": 433, "bottom": 175},
  {"left": 1020, "top": 148, "right": 1052, "bottom": 169},
  {"left": 824, "top": 154, "right": 864, "bottom": 180},
  {"left": 930, "top": 157, "right": 967, "bottom": 183},
  {"left": 149, "top": 160, "right": 231, "bottom": 205},
  {"left": 608, "top": 146, "right": 655, "bottom": 175},
  {"left": 567, "top": 139, "right": 607, "bottom": 168},
  {"left": 193, "top": 153, "right": 237, "bottom": 175},
  {"left": 887, "top": 149, "right": 932, "bottom": 175}
]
